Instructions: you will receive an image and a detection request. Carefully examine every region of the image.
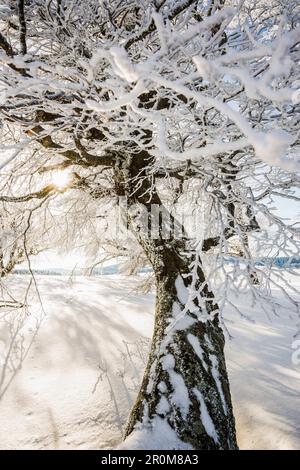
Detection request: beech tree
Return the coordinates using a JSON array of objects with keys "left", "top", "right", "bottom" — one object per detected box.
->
[{"left": 0, "top": 0, "right": 299, "bottom": 449}]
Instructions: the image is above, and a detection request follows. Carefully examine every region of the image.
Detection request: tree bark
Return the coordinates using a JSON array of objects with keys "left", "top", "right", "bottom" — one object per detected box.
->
[
  {"left": 114, "top": 151, "right": 237, "bottom": 449},
  {"left": 124, "top": 244, "right": 238, "bottom": 449}
]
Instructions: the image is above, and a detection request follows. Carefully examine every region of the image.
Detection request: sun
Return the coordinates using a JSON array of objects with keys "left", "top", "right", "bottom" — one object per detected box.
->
[{"left": 51, "top": 170, "right": 73, "bottom": 190}]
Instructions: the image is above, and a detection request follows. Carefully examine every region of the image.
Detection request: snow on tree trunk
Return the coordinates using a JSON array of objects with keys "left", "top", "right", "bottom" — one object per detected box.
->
[
  {"left": 123, "top": 247, "right": 237, "bottom": 449},
  {"left": 114, "top": 152, "right": 237, "bottom": 449}
]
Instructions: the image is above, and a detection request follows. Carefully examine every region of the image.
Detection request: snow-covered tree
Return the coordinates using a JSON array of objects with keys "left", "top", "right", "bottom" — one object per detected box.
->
[{"left": 0, "top": 0, "right": 299, "bottom": 449}]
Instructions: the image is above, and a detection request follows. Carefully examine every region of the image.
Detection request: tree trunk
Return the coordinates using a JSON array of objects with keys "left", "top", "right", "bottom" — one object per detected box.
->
[
  {"left": 124, "top": 244, "right": 237, "bottom": 449},
  {"left": 115, "top": 151, "right": 238, "bottom": 449}
]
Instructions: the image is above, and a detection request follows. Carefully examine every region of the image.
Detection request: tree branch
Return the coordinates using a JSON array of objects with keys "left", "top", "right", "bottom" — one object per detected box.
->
[
  {"left": 0, "top": 32, "right": 14, "bottom": 57},
  {"left": 0, "top": 184, "right": 57, "bottom": 203},
  {"left": 27, "top": 125, "right": 114, "bottom": 168},
  {"left": 18, "top": 0, "right": 27, "bottom": 55},
  {"left": 124, "top": 0, "right": 196, "bottom": 50}
]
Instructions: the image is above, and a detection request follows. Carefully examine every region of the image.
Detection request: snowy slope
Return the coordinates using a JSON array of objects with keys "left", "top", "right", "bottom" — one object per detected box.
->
[{"left": 0, "top": 274, "right": 299, "bottom": 450}]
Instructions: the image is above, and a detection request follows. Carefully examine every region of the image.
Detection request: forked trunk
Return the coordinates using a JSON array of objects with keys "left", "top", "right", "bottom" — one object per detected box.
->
[{"left": 116, "top": 152, "right": 238, "bottom": 449}]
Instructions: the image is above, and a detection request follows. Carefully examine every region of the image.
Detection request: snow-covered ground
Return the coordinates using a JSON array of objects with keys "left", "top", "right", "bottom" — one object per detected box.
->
[{"left": 0, "top": 274, "right": 299, "bottom": 450}]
